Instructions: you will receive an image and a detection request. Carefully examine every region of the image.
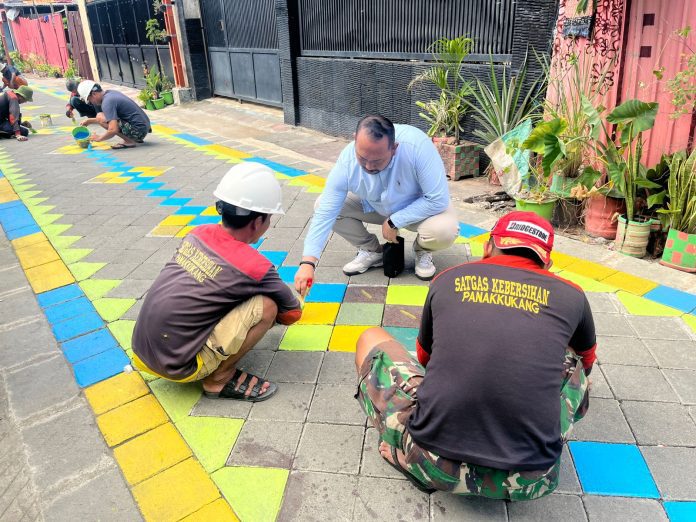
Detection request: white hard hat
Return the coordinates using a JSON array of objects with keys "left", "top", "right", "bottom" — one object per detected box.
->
[
  {"left": 214, "top": 162, "right": 285, "bottom": 215},
  {"left": 0, "top": 63, "right": 6, "bottom": 72},
  {"left": 77, "top": 80, "right": 97, "bottom": 100}
]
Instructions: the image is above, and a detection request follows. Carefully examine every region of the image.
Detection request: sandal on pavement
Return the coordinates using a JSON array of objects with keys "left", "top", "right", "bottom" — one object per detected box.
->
[
  {"left": 382, "top": 444, "right": 436, "bottom": 494},
  {"left": 111, "top": 142, "right": 136, "bottom": 149},
  {"left": 204, "top": 368, "right": 278, "bottom": 402}
]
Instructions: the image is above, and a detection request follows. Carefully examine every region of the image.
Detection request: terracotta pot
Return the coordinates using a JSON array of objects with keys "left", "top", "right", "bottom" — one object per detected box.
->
[
  {"left": 660, "top": 228, "right": 696, "bottom": 272},
  {"left": 615, "top": 215, "right": 651, "bottom": 257},
  {"left": 432, "top": 137, "right": 480, "bottom": 181},
  {"left": 584, "top": 195, "right": 626, "bottom": 239}
]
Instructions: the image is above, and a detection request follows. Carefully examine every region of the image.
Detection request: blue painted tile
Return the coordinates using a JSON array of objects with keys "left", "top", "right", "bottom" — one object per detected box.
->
[
  {"left": 172, "top": 133, "right": 212, "bottom": 146},
  {"left": 37, "top": 284, "right": 83, "bottom": 308},
  {"left": 189, "top": 215, "right": 221, "bottom": 225},
  {"left": 51, "top": 312, "right": 104, "bottom": 342},
  {"left": 570, "top": 442, "right": 659, "bottom": 498},
  {"left": 173, "top": 206, "right": 207, "bottom": 215},
  {"left": 44, "top": 297, "right": 95, "bottom": 324},
  {"left": 665, "top": 502, "right": 696, "bottom": 522},
  {"left": 6, "top": 224, "right": 41, "bottom": 240},
  {"left": 61, "top": 328, "right": 119, "bottom": 364},
  {"left": 459, "top": 222, "right": 488, "bottom": 238},
  {"left": 246, "top": 157, "right": 305, "bottom": 177},
  {"left": 384, "top": 327, "right": 419, "bottom": 354},
  {"left": 643, "top": 286, "right": 696, "bottom": 314},
  {"left": 306, "top": 283, "right": 348, "bottom": 303},
  {"left": 261, "top": 250, "right": 287, "bottom": 267},
  {"left": 278, "top": 266, "right": 299, "bottom": 283},
  {"left": 0, "top": 200, "right": 23, "bottom": 210},
  {"left": 148, "top": 189, "right": 177, "bottom": 198},
  {"left": 160, "top": 197, "right": 192, "bottom": 206},
  {"left": 250, "top": 238, "right": 264, "bottom": 249},
  {"left": 72, "top": 348, "right": 130, "bottom": 387},
  {"left": 136, "top": 182, "right": 165, "bottom": 191}
]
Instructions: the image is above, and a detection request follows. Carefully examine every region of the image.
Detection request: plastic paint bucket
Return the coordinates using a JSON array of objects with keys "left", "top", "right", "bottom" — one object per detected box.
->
[{"left": 72, "top": 126, "right": 90, "bottom": 140}]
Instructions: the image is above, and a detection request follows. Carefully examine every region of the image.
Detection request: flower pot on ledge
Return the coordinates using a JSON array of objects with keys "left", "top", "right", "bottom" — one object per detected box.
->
[
  {"left": 432, "top": 136, "right": 479, "bottom": 181},
  {"left": 660, "top": 228, "right": 696, "bottom": 272}
]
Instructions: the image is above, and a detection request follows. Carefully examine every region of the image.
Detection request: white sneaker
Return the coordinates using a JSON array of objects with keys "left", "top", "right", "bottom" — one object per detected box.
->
[
  {"left": 413, "top": 245, "right": 436, "bottom": 280},
  {"left": 342, "top": 249, "right": 383, "bottom": 275}
]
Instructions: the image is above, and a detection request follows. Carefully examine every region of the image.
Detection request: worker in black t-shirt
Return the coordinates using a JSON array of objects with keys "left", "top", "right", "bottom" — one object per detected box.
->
[{"left": 355, "top": 211, "right": 596, "bottom": 500}]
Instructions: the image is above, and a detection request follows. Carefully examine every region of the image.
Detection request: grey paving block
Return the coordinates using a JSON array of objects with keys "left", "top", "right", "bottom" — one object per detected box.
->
[
  {"left": 6, "top": 355, "right": 80, "bottom": 421},
  {"left": 663, "top": 369, "right": 696, "bottom": 404},
  {"left": 588, "top": 366, "right": 613, "bottom": 399},
  {"left": 314, "top": 266, "right": 350, "bottom": 283},
  {"left": 570, "top": 398, "right": 635, "bottom": 443},
  {"left": 307, "top": 384, "right": 365, "bottom": 425},
  {"left": 127, "top": 262, "right": 166, "bottom": 280},
  {"left": 21, "top": 404, "right": 110, "bottom": 491},
  {"left": 94, "top": 262, "right": 142, "bottom": 279},
  {"left": 586, "top": 292, "right": 620, "bottom": 313},
  {"left": 0, "top": 319, "right": 60, "bottom": 370},
  {"left": 318, "top": 351, "right": 358, "bottom": 385},
  {"left": 643, "top": 339, "right": 696, "bottom": 370},
  {"left": 592, "top": 314, "right": 635, "bottom": 337},
  {"left": 349, "top": 270, "right": 390, "bottom": 285},
  {"left": 235, "top": 349, "right": 274, "bottom": 379},
  {"left": 294, "top": 423, "right": 364, "bottom": 474},
  {"left": 641, "top": 446, "right": 696, "bottom": 500},
  {"left": 266, "top": 351, "right": 323, "bottom": 383},
  {"left": 0, "top": 266, "right": 28, "bottom": 293},
  {"left": 360, "top": 427, "right": 405, "bottom": 480},
  {"left": 278, "top": 470, "right": 357, "bottom": 522},
  {"left": 431, "top": 492, "right": 507, "bottom": 521},
  {"left": 227, "top": 419, "right": 302, "bottom": 468},
  {"left": 43, "top": 467, "right": 142, "bottom": 521},
  {"left": 318, "top": 251, "right": 353, "bottom": 267},
  {"left": 248, "top": 382, "right": 314, "bottom": 422},
  {"left": 595, "top": 336, "right": 657, "bottom": 366},
  {"left": 626, "top": 316, "right": 692, "bottom": 340},
  {"left": 557, "top": 445, "right": 582, "bottom": 494},
  {"left": 259, "top": 237, "right": 299, "bottom": 251},
  {"left": 190, "top": 394, "right": 253, "bottom": 419},
  {"left": 256, "top": 324, "right": 286, "bottom": 350},
  {"left": 353, "top": 476, "right": 430, "bottom": 520},
  {"left": 121, "top": 298, "right": 144, "bottom": 321},
  {"left": 582, "top": 496, "right": 667, "bottom": 522},
  {"left": 106, "top": 278, "right": 152, "bottom": 299},
  {"left": 602, "top": 364, "right": 679, "bottom": 402},
  {"left": 621, "top": 401, "right": 696, "bottom": 445},
  {"left": 507, "top": 493, "right": 587, "bottom": 521},
  {"left": 0, "top": 287, "right": 41, "bottom": 327}
]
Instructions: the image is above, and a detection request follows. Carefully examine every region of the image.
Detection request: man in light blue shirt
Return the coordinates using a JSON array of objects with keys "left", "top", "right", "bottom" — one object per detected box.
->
[{"left": 295, "top": 114, "right": 459, "bottom": 292}]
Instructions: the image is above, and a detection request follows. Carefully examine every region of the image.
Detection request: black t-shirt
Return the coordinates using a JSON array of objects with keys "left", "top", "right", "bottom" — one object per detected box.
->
[{"left": 409, "top": 255, "right": 596, "bottom": 471}]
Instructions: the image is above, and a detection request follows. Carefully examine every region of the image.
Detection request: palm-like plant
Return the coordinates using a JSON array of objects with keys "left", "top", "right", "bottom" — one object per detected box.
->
[{"left": 658, "top": 149, "right": 696, "bottom": 233}]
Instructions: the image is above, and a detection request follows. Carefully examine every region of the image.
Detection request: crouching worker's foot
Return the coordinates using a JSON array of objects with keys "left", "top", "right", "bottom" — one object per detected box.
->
[
  {"left": 378, "top": 441, "right": 436, "bottom": 494},
  {"left": 203, "top": 367, "right": 278, "bottom": 402},
  {"left": 343, "top": 248, "right": 383, "bottom": 275}
]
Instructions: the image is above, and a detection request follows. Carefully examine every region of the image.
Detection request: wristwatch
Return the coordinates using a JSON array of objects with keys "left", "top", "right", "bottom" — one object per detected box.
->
[{"left": 387, "top": 218, "right": 398, "bottom": 230}]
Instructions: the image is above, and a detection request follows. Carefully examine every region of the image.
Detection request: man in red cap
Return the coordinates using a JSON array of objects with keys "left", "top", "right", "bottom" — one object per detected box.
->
[{"left": 354, "top": 211, "right": 596, "bottom": 500}]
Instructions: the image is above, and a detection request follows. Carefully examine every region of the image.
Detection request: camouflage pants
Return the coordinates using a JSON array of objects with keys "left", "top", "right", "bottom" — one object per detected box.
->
[{"left": 356, "top": 341, "right": 589, "bottom": 501}]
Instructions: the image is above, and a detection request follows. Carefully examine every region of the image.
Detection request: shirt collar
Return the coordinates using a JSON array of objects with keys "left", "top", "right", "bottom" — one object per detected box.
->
[{"left": 474, "top": 255, "right": 546, "bottom": 271}]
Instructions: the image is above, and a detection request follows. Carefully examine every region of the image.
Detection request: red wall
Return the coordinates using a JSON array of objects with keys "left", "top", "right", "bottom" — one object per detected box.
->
[{"left": 10, "top": 13, "right": 69, "bottom": 71}]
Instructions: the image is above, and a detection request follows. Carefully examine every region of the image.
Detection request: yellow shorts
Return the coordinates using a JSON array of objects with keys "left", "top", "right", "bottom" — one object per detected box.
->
[{"left": 133, "top": 295, "right": 264, "bottom": 382}]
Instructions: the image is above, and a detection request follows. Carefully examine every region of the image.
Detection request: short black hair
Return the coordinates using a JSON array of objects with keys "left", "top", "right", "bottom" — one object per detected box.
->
[
  {"left": 489, "top": 238, "right": 545, "bottom": 267},
  {"left": 356, "top": 114, "right": 396, "bottom": 147},
  {"left": 217, "top": 201, "right": 268, "bottom": 230}
]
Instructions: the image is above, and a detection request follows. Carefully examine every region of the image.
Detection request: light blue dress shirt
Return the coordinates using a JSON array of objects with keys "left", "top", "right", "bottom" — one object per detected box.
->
[{"left": 303, "top": 124, "right": 450, "bottom": 259}]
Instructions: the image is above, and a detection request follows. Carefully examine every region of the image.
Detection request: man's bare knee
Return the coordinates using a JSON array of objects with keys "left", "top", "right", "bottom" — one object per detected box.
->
[
  {"left": 260, "top": 296, "right": 278, "bottom": 324},
  {"left": 355, "top": 327, "right": 393, "bottom": 370}
]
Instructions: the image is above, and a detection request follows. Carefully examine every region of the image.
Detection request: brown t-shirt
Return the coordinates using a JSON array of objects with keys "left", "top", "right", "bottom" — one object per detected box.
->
[
  {"left": 409, "top": 255, "right": 597, "bottom": 471},
  {"left": 132, "top": 225, "right": 300, "bottom": 378}
]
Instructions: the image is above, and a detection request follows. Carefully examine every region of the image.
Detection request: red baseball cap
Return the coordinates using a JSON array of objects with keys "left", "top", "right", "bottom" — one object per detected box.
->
[{"left": 490, "top": 211, "right": 554, "bottom": 265}]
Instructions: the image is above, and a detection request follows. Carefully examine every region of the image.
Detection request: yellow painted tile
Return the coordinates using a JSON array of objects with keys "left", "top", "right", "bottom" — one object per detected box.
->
[
  {"left": 92, "top": 171, "right": 123, "bottom": 180},
  {"left": 114, "top": 423, "right": 192, "bottom": 485},
  {"left": 152, "top": 124, "right": 178, "bottom": 134},
  {"left": 600, "top": 271, "right": 658, "bottom": 296},
  {"left": 132, "top": 458, "right": 220, "bottom": 521},
  {"left": 150, "top": 225, "right": 183, "bottom": 237},
  {"left": 97, "top": 394, "right": 168, "bottom": 447},
  {"left": 201, "top": 206, "right": 219, "bottom": 216},
  {"left": 549, "top": 251, "right": 578, "bottom": 270},
  {"left": 470, "top": 233, "right": 490, "bottom": 243},
  {"left": 181, "top": 499, "right": 239, "bottom": 522},
  {"left": 104, "top": 177, "right": 130, "bottom": 184},
  {"left": 159, "top": 215, "right": 194, "bottom": 227},
  {"left": 564, "top": 259, "right": 617, "bottom": 281},
  {"left": 0, "top": 180, "right": 18, "bottom": 203},
  {"left": 15, "top": 241, "right": 60, "bottom": 270},
  {"left": 176, "top": 226, "right": 195, "bottom": 238},
  {"left": 85, "top": 372, "right": 150, "bottom": 415},
  {"left": 300, "top": 174, "right": 326, "bottom": 187},
  {"left": 11, "top": 232, "right": 47, "bottom": 249},
  {"left": 297, "top": 303, "right": 340, "bottom": 325},
  {"left": 202, "top": 144, "right": 251, "bottom": 160},
  {"left": 328, "top": 325, "right": 372, "bottom": 352},
  {"left": 24, "top": 260, "right": 75, "bottom": 293}
]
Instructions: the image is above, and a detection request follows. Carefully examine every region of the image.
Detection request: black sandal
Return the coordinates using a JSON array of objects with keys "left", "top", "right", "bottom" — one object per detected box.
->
[
  {"left": 204, "top": 368, "right": 278, "bottom": 402},
  {"left": 382, "top": 444, "right": 436, "bottom": 494}
]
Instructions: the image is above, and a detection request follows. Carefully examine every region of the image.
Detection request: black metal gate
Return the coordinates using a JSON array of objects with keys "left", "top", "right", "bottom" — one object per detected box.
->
[
  {"left": 199, "top": 0, "right": 282, "bottom": 107},
  {"left": 86, "top": 0, "right": 174, "bottom": 88}
]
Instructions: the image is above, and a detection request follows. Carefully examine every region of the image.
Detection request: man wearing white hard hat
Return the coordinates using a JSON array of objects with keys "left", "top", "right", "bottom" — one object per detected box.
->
[
  {"left": 132, "top": 163, "right": 302, "bottom": 401},
  {"left": 77, "top": 80, "right": 151, "bottom": 149}
]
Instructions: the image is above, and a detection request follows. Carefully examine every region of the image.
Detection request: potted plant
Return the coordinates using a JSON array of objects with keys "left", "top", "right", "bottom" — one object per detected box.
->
[
  {"left": 657, "top": 149, "right": 696, "bottom": 271},
  {"left": 160, "top": 75, "right": 174, "bottom": 105},
  {"left": 138, "top": 88, "right": 156, "bottom": 110},
  {"left": 144, "top": 67, "right": 164, "bottom": 109},
  {"left": 408, "top": 36, "right": 479, "bottom": 180}
]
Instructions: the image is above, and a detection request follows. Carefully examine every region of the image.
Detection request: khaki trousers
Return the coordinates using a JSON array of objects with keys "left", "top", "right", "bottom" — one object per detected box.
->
[{"left": 323, "top": 193, "right": 459, "bottom": 252}]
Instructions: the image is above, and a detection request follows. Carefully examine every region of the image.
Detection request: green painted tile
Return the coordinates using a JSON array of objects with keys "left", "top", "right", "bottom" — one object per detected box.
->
[
  {"left": 51, "top": 235, "right": 82, "bottom": 249},
  {"left": 212, "top": 467, "right": 288, "bottom": 522},
  {"left": 69, "top": 262, "right": 106, "bottom": 281},
  {"left": 554, "top": 271, "right": 618, "bottom": 293},
  {"left": 384, "top": 326, "right": 419, "bottom": 353},
  {"left": 149, "top": 378, "right": 202, "bottom": 422},
  {"left": 43, "top": 223, "right": 73, "bottom": 238},
  {"left": 35, "top": 213, "right": 63, "bottom": 226},
  {"left": 107, "top": 320, "right": 136, "bottom": 350},
  {"left": 617, "top": 291, "right": 682, "bottom": 317},
  {"left": 176, "top": 417, "right": 244, "bottom": 473},
  {"left": 335, "top": 302, "right": 384, "bottom": 325},
  {"left": 93, "top": 297, "right": 136, "bottom": 322},
  {"left": 24, "top": 197, "right": 48, "bottom": 207},
  {"left": 18, "top": 190, "right": 41, "bottom": 199},
  {"left": 14, "top": 183, "right": 36, "bottom": 192},
  {"left": 279, "top": 325, "right": 333, "bottom": 351},
  {"left": 385, "top": 285, "right": 429, "bottom": 306},
  {"left": 469, "top": 241, "right": 484, "bottom": 257},
  {"left": 59, "top": 248, "right": 93, "bottom": 265},
  {"left": 28, "top": 205, "right": 55, "bottom": 217},
  {"left": 80, "top": 279, "right": 122, "bottom": 300}
]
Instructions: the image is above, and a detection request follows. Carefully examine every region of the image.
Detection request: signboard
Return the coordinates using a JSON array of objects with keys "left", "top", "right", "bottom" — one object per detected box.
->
[{"left": 563, "top": 15, "right": 594, "bottom": 39}]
